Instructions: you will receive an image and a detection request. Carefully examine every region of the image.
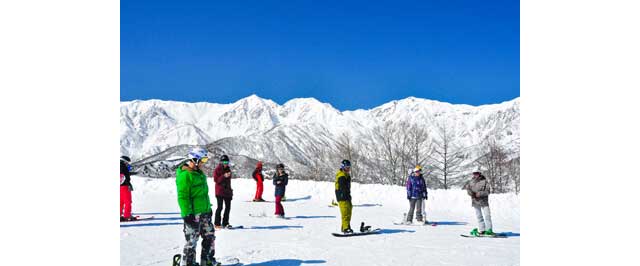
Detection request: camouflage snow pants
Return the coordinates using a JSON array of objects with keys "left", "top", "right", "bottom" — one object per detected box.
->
[{"left": 182, "top": 212, "right": 216, "bottom": 266}]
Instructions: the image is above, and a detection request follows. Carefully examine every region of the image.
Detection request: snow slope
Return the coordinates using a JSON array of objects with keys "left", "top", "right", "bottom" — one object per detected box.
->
[{"left": 121, "top": 177, "right": 520, "bottom": 266}]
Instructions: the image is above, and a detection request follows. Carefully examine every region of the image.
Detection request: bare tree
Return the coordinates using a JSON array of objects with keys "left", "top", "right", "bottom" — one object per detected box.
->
[
  {"left": 429, "top": 119, "right": 466, "bottom": 189},
  {"left": 371, "top": 121, "right": 403, "bottom": 185},
  {"left": 507, "top": 156, "right": 520, "bottom": 194},
  {"left": 474, "top": 138, "right": 510, "bottom": 193},
  {"left": 335, "top": 132, "right": 361, "bottom": 181}
]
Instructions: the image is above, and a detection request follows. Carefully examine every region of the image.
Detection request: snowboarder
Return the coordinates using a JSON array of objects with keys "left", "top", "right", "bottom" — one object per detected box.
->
[
  {"left": 252, "top": 161, "right": 265, "bottom": 202},
  {"left": 213, "top": 155, "right": 234, "bottom": 229},
  {"left": 176, "top": 148, "right": 218, "bottom": 266},
  {"left": 120, "top": 156, "right": 136, "bottom": 221},
  {"left": 464, "top": 171, "right": 495, "bottom": 236},
  {"left": 405, "top": 165, "right": 428, "bottom": 224},
  {"left": 335, "top": 159, "right": 353, "bottom": 233},
  {"left": 273, "top": 163, "right": 288, "bottom": 218}
]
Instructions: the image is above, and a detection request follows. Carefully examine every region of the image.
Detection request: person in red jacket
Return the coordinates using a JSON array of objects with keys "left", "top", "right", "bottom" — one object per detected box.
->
[
  {"left": 212, "top": 155, "right": 234, "bottom": 229},
  {"left": 120, "top": 156, "right": 136, "bottom": 221},
  {"left": 252, "top": 161, "right": 265, "bottom": 202}
]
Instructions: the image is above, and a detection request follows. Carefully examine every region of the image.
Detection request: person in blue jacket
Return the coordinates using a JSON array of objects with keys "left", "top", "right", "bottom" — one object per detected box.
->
[
  {"left": 273, "top": 163, "right": 288, "bottom": 218},
  {"left": 405, "top": 165, "right": 428, "bottom": 224}
]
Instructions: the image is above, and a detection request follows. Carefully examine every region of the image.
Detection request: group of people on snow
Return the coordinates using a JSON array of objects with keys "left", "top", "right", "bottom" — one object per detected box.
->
[{"left": 119, "top": 147, "right": 496, "bottom": 266}]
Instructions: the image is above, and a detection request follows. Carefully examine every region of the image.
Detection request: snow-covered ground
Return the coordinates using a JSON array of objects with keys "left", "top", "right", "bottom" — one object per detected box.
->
[{"left": 121, "top": 176, "right": 520, "bottom": 266}]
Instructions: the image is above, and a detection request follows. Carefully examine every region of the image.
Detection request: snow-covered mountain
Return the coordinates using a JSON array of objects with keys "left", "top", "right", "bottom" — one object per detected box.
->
[{"left": 121, "top": 95, "right": 519, "bottom": 181}]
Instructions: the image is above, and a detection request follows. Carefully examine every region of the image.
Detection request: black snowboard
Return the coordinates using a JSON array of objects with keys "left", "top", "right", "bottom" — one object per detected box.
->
[
  {"left": 121, "top": 216, "right": 154, "bottom": 222},
  {"left": 332, "top": 228, "right": 381, "bottom": 237}
]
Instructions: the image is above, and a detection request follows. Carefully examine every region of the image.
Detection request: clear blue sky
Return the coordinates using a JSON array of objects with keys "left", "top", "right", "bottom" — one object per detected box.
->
[{"left": 121, "top": 0, "right": 519, "bottom": 110}]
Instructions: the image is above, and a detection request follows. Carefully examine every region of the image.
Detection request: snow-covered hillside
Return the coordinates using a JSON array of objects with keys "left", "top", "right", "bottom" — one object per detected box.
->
[
  {"left": 120, "top": 95, "right": 519, "bottom": 182},
  {"left": 121, "top": 176, "right": 520, "bottom": 266}
]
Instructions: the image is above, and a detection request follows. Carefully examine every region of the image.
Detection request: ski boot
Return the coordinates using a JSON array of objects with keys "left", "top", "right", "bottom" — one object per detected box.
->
[
  {"left": 482, "top": 229, "right": 495, "bottom": 236},
  {"left": 470, "top": 228, "right": 480, "bottom": 236},
  {"left": 120, "top": 216, "right": 125, "bottom": 222}
]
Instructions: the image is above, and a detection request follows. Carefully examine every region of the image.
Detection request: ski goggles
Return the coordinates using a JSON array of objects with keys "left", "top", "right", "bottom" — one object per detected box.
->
[
  {"left": 222, "top": 160, "right": 229, "bottom": 165},
  {"left": 192, "top": 157, "right": 209, "bottom": 164}
]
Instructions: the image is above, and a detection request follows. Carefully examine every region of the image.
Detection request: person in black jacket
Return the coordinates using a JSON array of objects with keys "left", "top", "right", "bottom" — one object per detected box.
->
[
  {"left": 120, "top": 156, "right": 136, "bottom": 221},
  {"left": 273, "top": 163, "right": 288, "bottom": 218}
]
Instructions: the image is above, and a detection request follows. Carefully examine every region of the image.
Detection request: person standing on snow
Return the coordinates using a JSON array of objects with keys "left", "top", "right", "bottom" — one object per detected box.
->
[
  {"left": 120, "top": 156, "right": 136, "bottom": 221},
  {"left": 335, "top": 159, "right": 353, "bottom": 233},
  {"left": 176, "top": 148, "right": 218, "bottom": 266},
  {"left": 464, "top": 171, "right": 495, "bottom": 236},
  {"left": 213, "top": 155, "right": 234, "bottom": 229},
  {"left": 272, "top": 163, "right": 288, "bottom": 218},
  {"left": 405, "top": 165, "right": 428, "bottom": 224},
  {"left": 252, "top": 161, "right": 265, "bottom": 202}
]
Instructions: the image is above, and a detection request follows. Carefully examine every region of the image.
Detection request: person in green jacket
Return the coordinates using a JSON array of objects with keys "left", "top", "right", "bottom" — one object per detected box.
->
[
  {"left": 176, "top": 148, "right": 217, "bottom": 266},
  {"left": 335, "top": 159, "right": 353, "bottom": 233}
]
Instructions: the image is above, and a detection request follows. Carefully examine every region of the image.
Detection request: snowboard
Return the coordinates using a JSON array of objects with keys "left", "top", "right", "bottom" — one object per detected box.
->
[
  {"left": 172, "top": 254, "right": 240, "bottom": 266},
  {"left": 121, "top": 216, "right": 154, "bottom": 222},
  {"left": 460, "top": 233, "right": 507, "bottom": 238},
  {"left": 216, "top": 225, "right": 244, "bottom": 230},
  {"left": 244, "top": 200, "right": 272, "bottom": 203},
  {"left": 332, "top": 228, "right": 381, "bottom": 237}
]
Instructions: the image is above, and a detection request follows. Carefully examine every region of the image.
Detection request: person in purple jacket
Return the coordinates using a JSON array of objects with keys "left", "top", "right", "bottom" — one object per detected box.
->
[{"left": 405, "top": 165, "right": 428, "bottom": 224}]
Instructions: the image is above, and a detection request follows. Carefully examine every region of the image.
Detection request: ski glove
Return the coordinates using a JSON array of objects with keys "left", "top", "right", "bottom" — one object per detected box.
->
[{"left": 184, "top": 214, "right": 198, "bottom": 227}]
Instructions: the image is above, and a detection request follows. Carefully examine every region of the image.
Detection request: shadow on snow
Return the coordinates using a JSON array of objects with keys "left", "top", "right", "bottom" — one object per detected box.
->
[
  {"left": 430, "top": 221, "right": 468, "bottom": 226},
  {"left": 242, "top": 259, "right": 326, "bottom": 266},
  {"left": 290, "top": 215, "right": 336, "bottom": 219},
  {"left": 377, "top": 229, "right": 416, "bottom": 235},
  {"left": 241, "top": 225, "right": 304, "bottom": 230},
  {"left": 283, "top": 195, "right": 312, "bottom": 202}
]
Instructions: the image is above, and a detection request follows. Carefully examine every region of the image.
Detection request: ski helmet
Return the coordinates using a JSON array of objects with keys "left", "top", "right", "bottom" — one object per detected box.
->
[
  {"left": 220, "top": 155, "right": 230, "bottom": 162},
  {"left": 413, "top": 165, "right": 423, "bottom": 173},
  {"left": 188, "top": 148, "right": 209, "bottom": 163},
  {"left": 341, "top": 159, "right": 351, "bottom": 169},
  {"left": 120, "top": 156, "right": 131, "bottom": 163}
]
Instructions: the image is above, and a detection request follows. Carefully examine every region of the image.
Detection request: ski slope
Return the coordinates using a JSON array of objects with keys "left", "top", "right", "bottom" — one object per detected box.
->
[{"left": 121, "top": 176, "right": 520, "bottom": 266}]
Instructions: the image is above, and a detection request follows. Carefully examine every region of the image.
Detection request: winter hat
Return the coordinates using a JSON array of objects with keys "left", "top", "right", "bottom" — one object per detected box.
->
[
  {"left": 256, "top": 161, "right": 263, "bottom": 169},
  {"left": 472, "top": 171, "right": 481, "bottom": 175},
  {"left": 120, "top": 156, "right": 131, "bottom": 163},
  {"left": 340, "top": 159, "right": 351, "bottom": 169},
  {"left": 220, "top": 155, "right": 230, "bottom": 162},
  {"left": 276, "top": 163, "right": 285, "bottom": 170},
  {"left": 413, "top": 165, "right": 423, "bottom": 173}
]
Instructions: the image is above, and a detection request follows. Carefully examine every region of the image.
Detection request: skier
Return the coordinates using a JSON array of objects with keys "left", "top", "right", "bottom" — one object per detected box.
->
[
  {"left": 213, "top": 155, "right": 234, "bottom": 229},
  {"left": 405, "top": 165, "right": 428, "bottom": 224},
  {"left": 252, "top": 161, "right": 265, "bottom": 202},
  {"left": 464, "top": 171, "right": 495, "bottom": 236},
  {"left": 272, "top": 163, "right": 288, "bottom": 218},
  {"left": 335, "top": 159, "right": 353, "bottom": 233},
  {"left": 120, "top": 156, "right": 136, "bottom": 221},
  {"left": 176, "top": 148, "right": 218, "bottom": 266}
]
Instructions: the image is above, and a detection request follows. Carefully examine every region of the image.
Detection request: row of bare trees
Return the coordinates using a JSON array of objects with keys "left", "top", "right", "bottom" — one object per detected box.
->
[{"left": 304, "top": 120, "right": 520, "bottom": 194}]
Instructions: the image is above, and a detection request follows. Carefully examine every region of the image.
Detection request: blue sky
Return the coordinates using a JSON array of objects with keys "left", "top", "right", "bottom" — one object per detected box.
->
[{"left": 121, "top": 0, "right": 519, "bottom": 110}]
